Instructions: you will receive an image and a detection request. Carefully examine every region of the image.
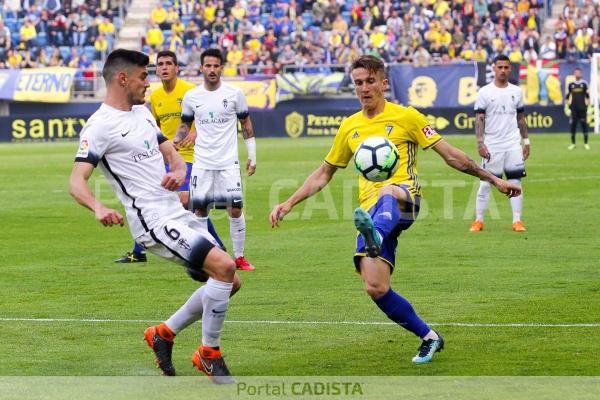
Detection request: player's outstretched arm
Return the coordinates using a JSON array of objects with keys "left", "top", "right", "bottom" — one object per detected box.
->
[
  {"left": 432, "top": 141, "right": 521, "bottom": 198},
  {"left": 159, "top": 140, "right": 187, "bottom": 191},
  {"left": 69, "top": 162, "right": 124, "bottom": 227},
  {"left": 269, "top": 162, "right": 338, "bottom": 227}
]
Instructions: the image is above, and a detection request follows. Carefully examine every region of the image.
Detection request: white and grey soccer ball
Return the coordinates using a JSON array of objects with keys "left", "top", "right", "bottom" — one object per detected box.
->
[{"left": 353, "top": 136, "right": 400, "bottom": 182}]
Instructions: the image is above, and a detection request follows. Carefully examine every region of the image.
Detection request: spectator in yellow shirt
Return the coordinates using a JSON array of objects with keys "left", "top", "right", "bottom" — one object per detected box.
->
[
  {"left": 99, "top": 17, "right": 116, "bottom": 37},
  {"left": 231, "top": 1, "right": 245, "bottom": 21},
  {"left": 204, "top": 0, "right": 217, "bottom": 24},
  {"left": 460, "top": 42, "right": 474, "bottom": 60},
  {"left": 226, "top": 44, "right": 243, "bottom": 65},
  {"left": 168, "top": 33, "right": 184, "bottom": 52},
  {"left": 437, "top": 27, "right": 452, "bottom": 49},
  {"left": 171, "top": 18, "right": 186, "bottom": 36},
  {"left": 146, "top": 23, "right": 164, "bottom": 50},
  {"left": 95, "top": 33, "right": 109, "bottom": 60},
  {"left": 369, "top": 26, "right": 387, "bottom": 49},
  {"left": 332, "top": 14, "right": 348, "bottom": 34},
  {"left": 19, "top": 19, "right": 37, "bottom": 48},
  {"left": 7, "top": 50, "right": 23, "bottom": 69},
  {"left": 151, "top": 4, "right": 168, "bottom": 30},
  {"left": 508, "top": 46, "right": 523, "bottom": 63},
  {"left": 473, "top": 44, "right": 488, "bottom": 62}
]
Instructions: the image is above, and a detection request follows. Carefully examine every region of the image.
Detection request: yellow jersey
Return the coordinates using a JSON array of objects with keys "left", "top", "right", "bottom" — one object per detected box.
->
[
  {"left": 325, "top": 102, "right": 442, "bottom": 210},
  {"left": 150, "top": 79, "right": 196, "bottom": 163}
]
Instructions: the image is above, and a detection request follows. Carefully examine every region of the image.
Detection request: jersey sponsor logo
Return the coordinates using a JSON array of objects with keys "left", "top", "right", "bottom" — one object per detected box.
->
[
  {"left": 131, "top": 142, "right": 161, "bottom": 163},
  {"left": 77, "top": 139, "right": 89, "bottom": 157},
  {"left": 421, "top": 125, "right": 437, "bottom": 138},
  {"left": 227, "top": 187, "right": 242, "bottom": 192},
  {"left": 196, "top": 115, "right": 230, "bottom": 125}
]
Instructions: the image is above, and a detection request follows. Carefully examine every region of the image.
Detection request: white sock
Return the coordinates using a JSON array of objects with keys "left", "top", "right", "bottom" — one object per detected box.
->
[
  {"left": 165, "top": 286, "right": 205, "bottom": 334},
  {"left": 475, "top": 181, "right": 491, "bottom": 221},
  {"left": 423, "top": 330, "right": 439, "bottom": 340},
  {"left": 508, "top": 179, "right": 523, "bottom": 222},
  {"left": 196, "top": 216, "right": 209, "bottom": 231},
  {"left": 201, "top": 278, "right": 233, "bottom": 347},
  {"left": 229, "top": 214, "right": 246, "bottom": 259}
]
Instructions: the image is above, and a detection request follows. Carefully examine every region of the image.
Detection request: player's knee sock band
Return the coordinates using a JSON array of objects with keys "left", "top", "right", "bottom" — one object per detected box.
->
[
  {"left": 374, "top": 288, "right": 430, "bottom": 338},
  {"left": 372, "top": 194, "right": 400, "bottom": 239}
]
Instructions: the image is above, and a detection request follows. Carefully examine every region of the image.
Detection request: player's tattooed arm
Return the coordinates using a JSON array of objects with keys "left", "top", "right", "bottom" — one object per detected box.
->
[
  {"left": 240, "top": 115, "right": 254, "bottom": 139},
  {"left": 475, "top": 112, "right": 490, "bottom": 160},
  {"left": 432, "top": 140, "right": 521, "bottom": 198},
  {"left": 517, "top": 112, "right": 530, "bottom": 160}
]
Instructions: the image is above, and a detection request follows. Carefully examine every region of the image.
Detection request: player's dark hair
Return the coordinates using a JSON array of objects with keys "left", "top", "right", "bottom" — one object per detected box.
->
[
  {"left": 156, "top": 50, "right": 177, "bottom": 65},
  {"left": 102, "top": 49, "right": 149, "bottom": 83},
  {"left": 351, "top": 55, "right": 385, "bottom": 78},
  {"left": 492, "top": 54, "right": 511, "bottom": 64},
  {"left": 574, "top": 67, "right": 582, "bottom": 71},
  {"left": 201, "top": 48, "right": 224, "bottom": 66}
]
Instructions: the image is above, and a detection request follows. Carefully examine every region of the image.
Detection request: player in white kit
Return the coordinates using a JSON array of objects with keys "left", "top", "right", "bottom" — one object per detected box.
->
[
  {"left": 471, "top": 55, "right": 530, "bottom": 233},
  {"left": 179, "top": 48, "right": 257, "bottom": 271},
  {"left": 69, "top": 49, "right": 239, "bottom": 384}
]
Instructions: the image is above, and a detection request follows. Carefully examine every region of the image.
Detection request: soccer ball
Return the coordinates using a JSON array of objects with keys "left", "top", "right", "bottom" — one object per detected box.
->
[{"left": 353, "top": 136, "right": 400, "bottom": 182}]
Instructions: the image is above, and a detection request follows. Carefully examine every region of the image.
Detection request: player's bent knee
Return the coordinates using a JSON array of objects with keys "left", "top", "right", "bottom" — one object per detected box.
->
[
  {"left": 364, "top": 282, "right": 390, "bottom": 299},
  {"left": 203, "top": 247, "right": 236, "bottom": 281}
]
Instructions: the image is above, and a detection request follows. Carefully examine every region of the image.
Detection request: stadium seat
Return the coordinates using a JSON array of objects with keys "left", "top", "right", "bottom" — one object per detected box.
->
[
  {"left": 342, "top": 11, "right": 351, "bottom": 24},
  {"left": 11, "top": 32, "right": 20, "bottom": 47},
  {"left": 59, "top": 46, "right": 71, "bottom": 61},
  {"left": 84, "top": 45, "right": 96, "bottom": 59},
  {"left": 302, "top": 12, "right": 313, "bottom": 27},
  {"left": 181, "top": 15, "right": 192, "bottom": 25},
  {"left": 5, "top": 19, "right": 17, "bottom": 32},
  {"left": 36, "top": 32, "right": 47, "bottom": 47}
]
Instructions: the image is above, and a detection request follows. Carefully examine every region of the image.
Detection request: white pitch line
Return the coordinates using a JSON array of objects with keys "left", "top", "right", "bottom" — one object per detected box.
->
[{"left": 0, "top": 317, "right": 598, "bottom": 327}]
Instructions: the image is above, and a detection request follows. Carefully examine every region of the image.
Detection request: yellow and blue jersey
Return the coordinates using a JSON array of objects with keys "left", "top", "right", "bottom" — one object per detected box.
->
[
  {"left": 150, "top": 79, "right": 196, "bottom": 163},
  {"left": 325, "top": 101, "right": 442, "bottom": 210}
]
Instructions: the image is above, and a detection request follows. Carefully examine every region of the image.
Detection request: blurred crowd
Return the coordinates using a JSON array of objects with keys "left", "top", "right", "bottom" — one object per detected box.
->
[
  {"left": 141, "top": 0, "right": 557, "bottom": 76},
  {"left": 0, "top": 0, "right": 126, "bottom": 71},
  {"left": 3, "top": 0, "right": 600, "bottom": 78}
]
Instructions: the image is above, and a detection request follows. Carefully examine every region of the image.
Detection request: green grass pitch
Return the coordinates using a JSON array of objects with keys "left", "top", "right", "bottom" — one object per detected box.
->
[{"left": 0, "top": 134, "right": 598, "bottom": 384}]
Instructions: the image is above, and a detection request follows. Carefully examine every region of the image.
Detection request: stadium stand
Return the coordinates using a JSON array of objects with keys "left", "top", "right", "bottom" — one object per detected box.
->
[
  {"left": 0, "top": 0, "right": 130, "bottom": 95},
  {"left": 131, "top": 0, "right": 580, "bottom": 77}
]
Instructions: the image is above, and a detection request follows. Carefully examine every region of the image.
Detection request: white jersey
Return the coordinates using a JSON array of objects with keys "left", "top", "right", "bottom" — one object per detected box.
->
[
  {"left": 75, "top": 104, "right": 185, "bottom": 239},
  {"left": 181, "top": 82, "right": 249, "bottom": 170},
  {"left": 474, "top": 82, "right": 524, "bottom": 152}
]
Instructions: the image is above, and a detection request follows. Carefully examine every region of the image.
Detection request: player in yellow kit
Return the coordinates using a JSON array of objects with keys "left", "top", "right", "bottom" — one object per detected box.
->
[
  {"left": 269, "top": 56, "right": 521, "bottom": 364},
  {"left": 115, "top": 50, "right": 226, "bottom": 263}
]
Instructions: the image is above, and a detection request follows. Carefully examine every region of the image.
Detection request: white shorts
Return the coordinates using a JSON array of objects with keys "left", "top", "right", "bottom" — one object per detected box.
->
[
  {"left": 189, "top": 167, "right": 243, "bottom": 210},
  {"left": 481, "top": 149, "right": 526, "bottom": 180},
  {"left": 136, "top": 212, "right": 217, "bottom": 281}
]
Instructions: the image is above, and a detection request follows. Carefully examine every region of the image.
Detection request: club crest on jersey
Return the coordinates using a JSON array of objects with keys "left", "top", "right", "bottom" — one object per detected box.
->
[
  {"left": 222, "top": 99, "right": 228, "bottom": 109},
  {"left": 177, "top": 238, "right": 191, "bottom": 250},
  {"left": 421, "top": 125, "right": 437, "bottom": 138},
  {"left": 144, "top": 139, "right": 151, "bottom": 149},
  {"left": 177, "top": 98, "right": 182, "bottom": 105},
  {"left": 385, "top": 125, "right": 393, "bottom": 135}
]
